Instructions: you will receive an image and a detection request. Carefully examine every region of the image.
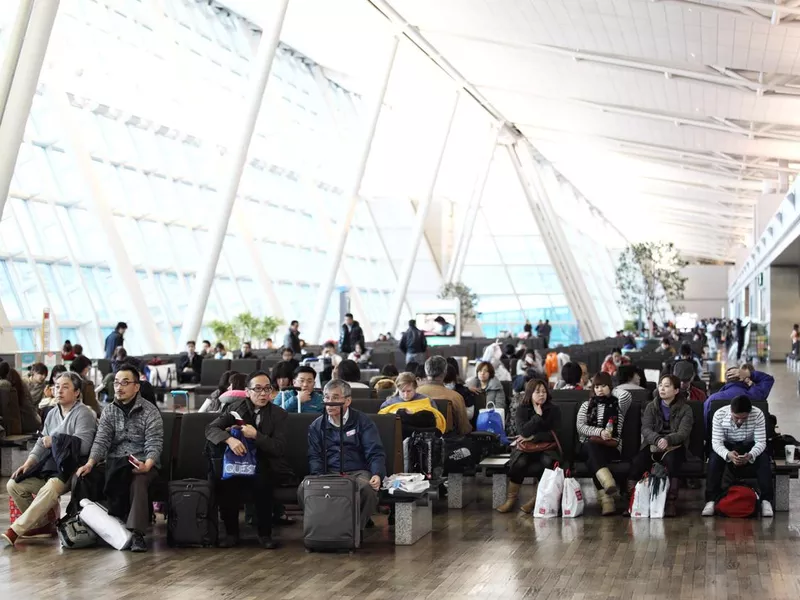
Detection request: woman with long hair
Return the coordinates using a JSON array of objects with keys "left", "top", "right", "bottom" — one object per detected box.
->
[
  {"left": 576, "top": 372, "right": 632, "bottom": 515},
  {"left": 496, "top": 379, "right": 561, "bottom": 514}
]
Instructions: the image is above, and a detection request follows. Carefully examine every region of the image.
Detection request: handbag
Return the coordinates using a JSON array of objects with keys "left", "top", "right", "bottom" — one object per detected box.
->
[
  {"left": 588, "top": 435, "right": 618, "bottom": 448},
  {"left": 221, "top": 427, "right": 257, "bottom": 480},
  {"left": 516, "top": 430, "right": 563, "bottom": 455}
]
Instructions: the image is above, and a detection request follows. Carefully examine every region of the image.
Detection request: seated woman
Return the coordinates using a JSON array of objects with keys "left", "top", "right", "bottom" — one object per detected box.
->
[
  {"left": 497, "top": 379, "right": 561, "bottom": 514},
  {"left": 600, "top": 348, "right": 630, "bottom": 377},
  {"left": 624, "top": 374, "right": 692, "bottom": 517},
  {"left": 554, "top": 362, "right": 583, "bottom": 390},
  {"left": 217, "top": 373, "right": 248, "bottom": 413},
  {"left": 576, "top": 372, "right": 632, "bottom": 515},
  {"left": 347, "top": 342, "right": 371, "bottom": 365},
  {"left": 198, "top": 370, "right": 236, "bottom": 413},
  {"left": 378, "top": 372, "right": 446, "bottom": 434},
  {"left": 370, "top": 364, "right": 399, "bottom": 389},
  {"left": 466, "top": 361, "right": 506, "bottom": 410},
  {"left": 338, "top": 359, "right": 369, "bottom": 388}
]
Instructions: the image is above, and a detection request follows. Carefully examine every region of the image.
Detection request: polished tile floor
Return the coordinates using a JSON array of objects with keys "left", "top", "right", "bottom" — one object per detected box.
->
[{"left": 2, "top": 363, "right": 800, "bottom": 599}]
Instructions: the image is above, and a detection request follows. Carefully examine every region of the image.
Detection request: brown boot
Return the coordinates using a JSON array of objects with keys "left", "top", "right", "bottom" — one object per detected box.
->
[
  {"left": 519, "top": 481, "right": 538, "bottom": 514},
  {"left": 597, "top": 489, "right": 616, "bottom": 516},
  {"left": 596, "top": 467, "right": 618, "bottom": 496},
  {"left": 496, "top": 481, "right": 521, "bottom": 513},
  {"left": 621, "top": 480, "right": 636, "bottom": 517},
  {"left": 664, "top": 478, "right": 680, "bottom": 517}
]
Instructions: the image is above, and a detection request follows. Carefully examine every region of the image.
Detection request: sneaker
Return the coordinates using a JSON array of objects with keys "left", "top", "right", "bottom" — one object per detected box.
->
[
  {"left": 257, "top": 535, "right": 279, "bottom": 550},
  {"left": 701, "top": 501, "right": 715, "bottom": 516},
  {"left": 0, "top": 531, "right": 16, "bottom": 548},
  {"left": 761, "top": 501, "right": 774, "bottom": 518},
  {"left": 129, "top": 533, "right": 148, "bottom": 553}
]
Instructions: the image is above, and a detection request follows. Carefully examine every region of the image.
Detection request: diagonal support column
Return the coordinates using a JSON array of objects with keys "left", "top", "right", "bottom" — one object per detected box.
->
[
  {"left": 307, "top": 36, "right": 399, "bottom": 344},
  {"left": 386, "top": 90, "right": 461, "bottom": 335},
  {"left": 180, "top": 0, "right": 290, "bottom": 344},
  {"left": 448, "top": 127, "right": 499, "bottom": 283},
  {"left": 505, "top": 139, "right": 604, "bottom": 341},
  {"left": 0, "top": 0, "right": 59, "bottom": 220}
]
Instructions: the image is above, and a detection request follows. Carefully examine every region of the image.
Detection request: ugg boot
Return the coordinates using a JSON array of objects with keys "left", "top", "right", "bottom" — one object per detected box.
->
[
  {"left": 597, "top": 489, "right": 616, "bottom": 516},
  {"left": 664, "top": 478, "right": 680, "bottom": 517},
  {"left": 621, "top": 480, "right": 636, "bottom": 517},
  {"left": 596, "top": 467, "right": 618, "bottom": 495},
  {"left": 496, "top": 481, "right": 521, "bottom": 513},
  {"left": 519, "top": 481, "right": 539, "bottom": 514}
]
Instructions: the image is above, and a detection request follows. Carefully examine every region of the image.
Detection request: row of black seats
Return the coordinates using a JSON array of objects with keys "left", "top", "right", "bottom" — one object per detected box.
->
[
  {"left": 547, "top": 389, "right": 774, "bottom": 482},
  {"left": 151, "top": 411, "right": 404, "bottom": 508}
]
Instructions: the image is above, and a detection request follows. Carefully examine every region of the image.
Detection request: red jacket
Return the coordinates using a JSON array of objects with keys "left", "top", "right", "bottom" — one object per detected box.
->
[{"left": 601, "top": 356, "right": 630, "bottom": 376}]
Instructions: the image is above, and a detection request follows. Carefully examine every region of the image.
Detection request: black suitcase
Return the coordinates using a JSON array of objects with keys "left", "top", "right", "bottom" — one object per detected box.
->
[
  {"left": 167, "top": 479, "right": 217, "bottom": 547},
  {"left": 302, "top": 402, "right": 361, "bottom": 551}
]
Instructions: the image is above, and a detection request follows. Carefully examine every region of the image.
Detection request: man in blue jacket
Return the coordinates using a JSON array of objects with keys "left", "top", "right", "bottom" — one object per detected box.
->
[
  {"left": 704, "top": 365, "right": 774, "bottom": 421},
  {"left": 300, "top": 379, "right": 386, "bottom": 530}
]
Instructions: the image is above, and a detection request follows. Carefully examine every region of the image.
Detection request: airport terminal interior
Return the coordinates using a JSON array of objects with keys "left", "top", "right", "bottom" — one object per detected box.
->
[{"left": 2, "top": 0, "right": 800, "bottom": 598}]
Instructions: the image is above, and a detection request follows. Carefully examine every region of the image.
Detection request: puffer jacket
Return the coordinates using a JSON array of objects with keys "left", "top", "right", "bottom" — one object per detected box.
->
[
  {"left": 89, "top": 394, "right": 164, "bottom": 467},
  {"left": 640, "top": 396, "right": 694, "bottom": 454}
]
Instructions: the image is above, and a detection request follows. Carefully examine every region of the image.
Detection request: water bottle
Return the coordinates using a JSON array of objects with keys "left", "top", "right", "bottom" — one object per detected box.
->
[{"left": 605, "top": 418, "right": 615, "bottom": 435}]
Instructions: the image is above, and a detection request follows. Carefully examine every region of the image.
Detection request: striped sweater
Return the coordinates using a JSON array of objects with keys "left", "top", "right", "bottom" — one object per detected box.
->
[
  {"left": 711, "top": 405, "right": 767, "bottom": 462},
  {"left": 576, "top": 388, "right": 632, "bottom": 452}
]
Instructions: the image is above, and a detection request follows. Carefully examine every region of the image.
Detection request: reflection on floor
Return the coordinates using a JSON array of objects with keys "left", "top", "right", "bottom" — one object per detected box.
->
[{"left": 2, "top": 363, "right": 800, "bottom": 599}]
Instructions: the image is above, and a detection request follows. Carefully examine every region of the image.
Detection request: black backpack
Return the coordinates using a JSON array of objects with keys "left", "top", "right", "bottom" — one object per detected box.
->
[{"left": 167, "top": 479, "right": 218, "bottom": 547}]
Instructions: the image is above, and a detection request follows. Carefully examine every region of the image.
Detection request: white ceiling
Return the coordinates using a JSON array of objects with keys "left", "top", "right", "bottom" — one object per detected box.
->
[{"left": 378, "top": 0, "right": 800, "bottom": 262}]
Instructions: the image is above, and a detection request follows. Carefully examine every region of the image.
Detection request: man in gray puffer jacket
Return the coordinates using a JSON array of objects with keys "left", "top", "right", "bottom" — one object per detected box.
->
[{"left": 76, "top": 364, "right": 163, "bottom": 553}]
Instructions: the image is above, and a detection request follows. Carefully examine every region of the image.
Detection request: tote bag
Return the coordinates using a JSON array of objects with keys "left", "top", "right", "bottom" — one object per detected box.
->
[{"left": 221, "top": 427, "right": 257, "bottom": 480}]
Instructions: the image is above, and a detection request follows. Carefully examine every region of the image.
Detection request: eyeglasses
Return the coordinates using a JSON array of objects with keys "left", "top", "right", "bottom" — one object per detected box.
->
[
  {"left": 248, "top": 385, "right": 273, "bottom": 395},
  {"left": 323, "top": 394, "right": 350, "bottom": 403},
  {"left": 113, "top": 380, "right": 136, "bottom": 388}
]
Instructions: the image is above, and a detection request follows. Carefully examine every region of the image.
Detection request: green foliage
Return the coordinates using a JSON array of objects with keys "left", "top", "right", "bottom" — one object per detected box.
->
[
  {"left": 615, "top": 242, "right": 688, "bottom": 323},
  {"left": 209, "top": 312, "right": 284, "bottom": 349},
  {"left": 438, "top": 282, "right": 479, "bottom": 323}
]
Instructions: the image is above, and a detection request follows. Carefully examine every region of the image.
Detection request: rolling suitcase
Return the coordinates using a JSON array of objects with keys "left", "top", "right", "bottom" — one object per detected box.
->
[
  {"left": 302, "top": 402, "right": 360, "bottom": 551},
  {"left": 167, "top": 479, "right": 217, "bottom": 547}
]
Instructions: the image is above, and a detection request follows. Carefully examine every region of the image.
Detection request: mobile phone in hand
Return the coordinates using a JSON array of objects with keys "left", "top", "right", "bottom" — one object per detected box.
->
[
  {"left": 230, "top": 411, "right": 245, "bottom": 426},
  {"left": 128, "top": 455, "right": 140, "bottom": 468}
]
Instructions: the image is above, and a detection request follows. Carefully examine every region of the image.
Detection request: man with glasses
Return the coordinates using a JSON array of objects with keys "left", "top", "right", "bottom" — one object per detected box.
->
[
  {"left": 206, "top": 371, "right": 287, "bottom": 549},
  {"left": 702, "top": 395, "right": 772, "bottom": 517},
  {"left": 75, "top": 365, "right": 164, "bottom": 552},
  {"left": 299, "top": 379, "right": 386, "bottom": 531},
  {"left": 2, "top": 372, "right": 97, "bottom": 548}
]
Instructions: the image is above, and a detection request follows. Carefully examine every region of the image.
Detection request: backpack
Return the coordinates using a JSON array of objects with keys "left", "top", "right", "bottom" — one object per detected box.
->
[
  {"left": 57, "top": 513, "right": 99, "bottom": 549},
  {"left": 404, "top": 429, "right": 445, "bottom": 480},
  {"left": 715, "top": 484, "right": 759, "bottom": 518}
]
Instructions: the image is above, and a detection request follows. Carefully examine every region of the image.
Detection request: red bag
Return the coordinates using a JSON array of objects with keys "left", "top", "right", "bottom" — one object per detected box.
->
[
  {"left": 715, "top": 484, "right": 759, "bottom": 518},
  {"left": 9, "top": 496, "right": 61, "bottom": 526}
]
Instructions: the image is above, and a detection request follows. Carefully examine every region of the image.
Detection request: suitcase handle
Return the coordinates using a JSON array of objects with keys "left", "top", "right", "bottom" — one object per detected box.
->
[{"left": 321, "top": 401, "right": 347, "bottom": 476}]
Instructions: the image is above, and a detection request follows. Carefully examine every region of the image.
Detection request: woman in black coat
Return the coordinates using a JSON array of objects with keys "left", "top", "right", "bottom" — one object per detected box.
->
[{"left": 496, "top": 379, "right": 561, "bottom": 514}]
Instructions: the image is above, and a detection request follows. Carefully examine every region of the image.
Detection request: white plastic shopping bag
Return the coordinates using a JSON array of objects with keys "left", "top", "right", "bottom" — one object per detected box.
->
[
  {"left": 533, "top": 461, "right": 564, "bottom": 519},
  {"left": 78, "top": 499, "right": 132, "bottom": 550},
  {"left": 561, "top": 470, "right": 584, "bottom": 518},
  {"left": 629, "top": 475, "right": 650, "bottom": 519},
  {"left": 648, "top": 476, "right": 670, "bottom": 519}
]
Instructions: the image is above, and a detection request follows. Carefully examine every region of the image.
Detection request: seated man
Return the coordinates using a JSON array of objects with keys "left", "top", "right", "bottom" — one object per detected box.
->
[
  {"left": 702, "top": 395, "right": 772, "bottom": 517},
  {"left": 206, "top": 371, "right": 287, "bottom": 549},
  {"left": 417, "top": 356, "right": 472, "bottom": 435},
  {"left": 298, "top": 379, "right": 386, "bottom": 531},
  {"left": 75, "top": 365, "right": 163, "bottom": 552},
  {"left": 673, "top": 361, "right": 706, "bottom": 401},
  {"left": 178, "top": 340, "right": 203, "bottom": 384},
  {"left": 276, "top": 366, "right": 323, "bottom": 413},
  {"left": 616, "top": 364, "right": 644, "bottom": 391},
  {"left": 673, "top": 343, "right": 702, "bottom": 375},
  {"left": 704, "top": 365, "right": 774, "bottom": 421},
  {"left": 2, "top": 373, "right": 97, "bottom": 548},
  {"left": 238, "top": 342, "right": 255, "bottom": 360}
]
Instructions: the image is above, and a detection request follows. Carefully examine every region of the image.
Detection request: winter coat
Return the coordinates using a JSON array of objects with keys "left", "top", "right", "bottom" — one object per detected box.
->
[
  {"left": 703, "top": 370, "right": 774, "bottom": 420},
  {"left": 89, "top": 394, "right": 164, "bottom": 468},
  {"left": 307, "top": 409, "right": 386, "bottom": 477},
  {"left": 640, "top": 396, "right": 693, "bottom": 453}
]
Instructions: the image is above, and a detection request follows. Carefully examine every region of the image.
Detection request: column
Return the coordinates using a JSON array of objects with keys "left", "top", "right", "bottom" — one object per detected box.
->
[
  {"left": 386, "top": 90, "right": 461, "bottom": 335},
  {"left": 179, "top": 0, "right": 291, "bottom": 344},
  {"left": 0, "top": 0, "right": 60, "bottom": 219},
  {"left": 306, "top": 36, "right": 399, "bottom": 344}
]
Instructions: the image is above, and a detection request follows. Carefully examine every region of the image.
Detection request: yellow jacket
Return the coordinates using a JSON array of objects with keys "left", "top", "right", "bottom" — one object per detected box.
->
[{"left": 378, "top": 397, "right": 447, "bottom": 434}]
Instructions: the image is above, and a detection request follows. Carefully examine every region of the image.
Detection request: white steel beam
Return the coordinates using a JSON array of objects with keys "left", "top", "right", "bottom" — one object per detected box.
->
[
  {"left": 180, "top": 0, "right": 290, "bottom": 345},
  {"left": 387, "top": 90, "right": 461, "bottom": 335},
  {"left": 0, "top": 0, "right": 33, "bottom": 120},
  {"left": 307, "top": 35, "right": 399, "bottom": 344},
  {"left": 0, "top": 0, "right": 59, "bottom": 220},
  {"left": 506, "top": 138, "right": 604, "bottom": 341},
  {"left": 449, "top": 126, "right": 499, "bottom": 283}
]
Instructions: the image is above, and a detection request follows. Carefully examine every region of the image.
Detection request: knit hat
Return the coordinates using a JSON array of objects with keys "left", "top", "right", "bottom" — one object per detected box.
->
[{"left": 673, "top": 361, "right": 694, "bottom": 382}]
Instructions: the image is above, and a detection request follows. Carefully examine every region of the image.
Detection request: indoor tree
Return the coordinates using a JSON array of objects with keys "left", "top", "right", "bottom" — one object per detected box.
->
[
  {"left": 615, "top": 242, "right": 688, "bottom": 333},
  {"left": 438, "top": 282, "right": 479, "bottom": 323},
  {"left": 209, "top": 312, "right": 283, "bottom": 349}
]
